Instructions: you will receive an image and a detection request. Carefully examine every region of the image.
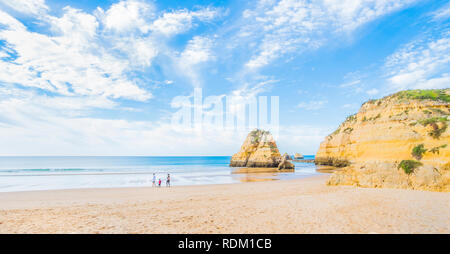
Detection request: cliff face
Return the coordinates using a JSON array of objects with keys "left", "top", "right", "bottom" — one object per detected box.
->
[
  {"left": 316, "top": 89, "right": 449, "bottom": 192},
  {"left": 230, "top": 129, "right": 294, "bottom": 169}
]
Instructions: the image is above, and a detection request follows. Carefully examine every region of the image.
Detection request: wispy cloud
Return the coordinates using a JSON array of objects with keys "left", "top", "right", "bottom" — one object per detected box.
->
[
  {"left": 297, "top": 100, "right": 328, "bottom": 110},
  {"left": 150, "top": 7, "right": 219, "bottom": 37},
  {"left": 384, "top": 30, "right": 450, "bottom": 91},
  {"left": 0, "top": 5, "right": 152, "bottom": 101},
  {"left": 0, "top": 0, "right": 226, "bottom": 155},
  {"left": 0, "top": 0, "right": 48, "bottom": 15},
  {"left": 366, "top": 88, "right": 379, "bottom": 95},
  {"left": 176, "top": 36, "right": 216, "bottom": 87},
  {"left": 431, "top": 2, "right": 450, "bottom": 21},
  {"left": 0, "top": 0, "right": 223, "bottom": 102},
  {"left": 225, "top": 0, "right": 418, "bottom": 102},
  {"left": 241, "top": 0, "right": 417, "bottom": 70},
  {"left": 340, "top": 80, "right": 361, "bottom": 88}
]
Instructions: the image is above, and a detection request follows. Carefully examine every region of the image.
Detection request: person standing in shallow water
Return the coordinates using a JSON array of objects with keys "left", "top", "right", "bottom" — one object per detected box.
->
[
  {"left": 166, "top": 174, "right": 171, "bottom": 187},
  {"left": 152, "top": 173, "right": 156, "bottom": 187}
]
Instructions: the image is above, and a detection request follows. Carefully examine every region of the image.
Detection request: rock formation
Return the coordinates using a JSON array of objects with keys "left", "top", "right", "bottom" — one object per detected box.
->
[
  {"left": 230, "top": 129, "right": 294, "bottom": 170},
  {"left": 277, "top": 154, "right": 295, "bottom": 170},
  {"left": 316, "top": 89, "right": 449, "bottom": 192}
]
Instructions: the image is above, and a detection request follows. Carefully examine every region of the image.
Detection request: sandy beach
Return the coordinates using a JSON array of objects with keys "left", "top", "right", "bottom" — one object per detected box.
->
[{"left": 0, "top": 175, "right": 448, "bottom": 234}]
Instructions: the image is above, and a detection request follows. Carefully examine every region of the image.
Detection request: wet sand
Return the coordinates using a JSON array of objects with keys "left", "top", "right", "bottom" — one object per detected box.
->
[{"left": 0, "top": 175, "right": 448, "bottom": 233}]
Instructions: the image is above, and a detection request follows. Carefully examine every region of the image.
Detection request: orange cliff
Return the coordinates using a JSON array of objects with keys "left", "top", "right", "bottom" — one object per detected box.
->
[{"left": 315, "top": 89, "right": 450, "bottom": 192}]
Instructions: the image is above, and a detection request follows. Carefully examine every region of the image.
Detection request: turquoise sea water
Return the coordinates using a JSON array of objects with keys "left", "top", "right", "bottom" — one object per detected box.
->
[{"left": 0, "top": 156, "right": 319, "bottom": 192}]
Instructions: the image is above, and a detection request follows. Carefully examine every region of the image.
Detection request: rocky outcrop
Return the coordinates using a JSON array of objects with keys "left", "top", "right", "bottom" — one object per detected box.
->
[
  {"left": 230, "top": 129, "right": 294, "bottom": 170},
  {"left": 328, "top": 161, "right": 450, "bottom": 192},
  {"left": 316, "top": 89, "right": 449, "bottom": 192},
  {"left": 278, "top": 154, "right": 295, "bottom": 170}
]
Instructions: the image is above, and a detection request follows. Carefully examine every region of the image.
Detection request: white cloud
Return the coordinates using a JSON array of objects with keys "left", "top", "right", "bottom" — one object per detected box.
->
[
  {"left": 432, "top": 2, "right": 450, "bottom": 21},
  {"left": 177, "top": 36, "right": 216, "bottom": 87},
  {"left": 99, "top": 0, "right": 154, "bottom": 33},
  {"left": 48, "top": 7, "right": 99, "bottom": 46},
  {"left": 114, "top": 36, "right": 159, "bottom": 67},
  {"left": 0, "top": 0, "right": 48, "bottom": 15},
  {"left": 0, "top": 1, "right": 228, "bottom": 155},
  {"left": 384, "top": 31, "right": 450, "bottom": 91},
  {"left": 0, "top": 89, "right": 249, "bottom": 155},
  {"left": 151, "top": 8, "right": 218, "bottom": 37},
  {"left": 0, "top": 6, "right": 153, "bottom": 101},
  {"left": 366, "top": 88, "right": 379, "bottom": 95},
  {"left": 297, "top": 100, "right": 328, "bottom": 110},
  {"left": 180, "top": 36, "right": 215, "bottom": 65},
  {"left": 340, "top": 79, "right": 361, "bottom": 88},
  {"left": 0, "top": 87, "right": 331, "bottom": 155},
  {"left": 0, "top": 10, "right": 26, "bottom": 30},
  {"left": 242, "top": 0, "right": 417, "bottom": 69},
  {"left": 231, "top": 78, "right": 277, "bottom": 98},
  {"left": 0, "top": 0, "right": 221, "bottom": 103}
]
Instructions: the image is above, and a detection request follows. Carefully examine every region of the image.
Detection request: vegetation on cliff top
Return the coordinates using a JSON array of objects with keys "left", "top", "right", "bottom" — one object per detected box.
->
[
  {"left": 395, "top": 89, "right": 450, "bottom": 102},
  {"left": 249, "top": 129, "right": 270, "bottom": 144},
  {"left": 364, "top": 89, "right": 450, "bottom": 107}
]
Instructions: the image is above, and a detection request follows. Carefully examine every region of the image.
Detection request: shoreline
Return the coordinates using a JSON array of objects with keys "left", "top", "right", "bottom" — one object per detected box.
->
[
  {"left": 1, "top": 175, "right": 449, "bottom": 233},
  {"left": 0, "top": 175, "right": 326, "bottom": 209},
  {"left": 0, "top": 167, "right": 321, "bottom": 193}
]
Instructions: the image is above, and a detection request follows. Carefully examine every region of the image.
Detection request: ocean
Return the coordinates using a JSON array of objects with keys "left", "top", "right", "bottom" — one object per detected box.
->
[{"left": 0, "top": 155, "right": 319, "bottom": 192}]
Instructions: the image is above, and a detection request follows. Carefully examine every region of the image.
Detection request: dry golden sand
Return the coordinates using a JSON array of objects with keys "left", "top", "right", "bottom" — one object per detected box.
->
[{"left": 0, "top": 175, "right": 449, "bottom": 233}]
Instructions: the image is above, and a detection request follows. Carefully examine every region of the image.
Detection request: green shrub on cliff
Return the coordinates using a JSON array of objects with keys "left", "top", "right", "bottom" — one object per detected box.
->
[
  {"left": 430, "top": 144, "right": 448, "bottom": 154},
  {"left": 431, "top": 108, "right": 447, "bottom": 115},
  {"left": 411, "top": 144, "right": 427, "bottom": 160},
  {"left": 423, "top": 110, "right": 432, "bottom": 115},
  {"left": 418, "top": 117, "right": 447, "bottom": 126},
  {"left": 418, "top": 117, "right": 448, "bottom": 139},
  {"left": 398, "top": 160, "right": 423, "bottom": 174},
  {"left": 344, "top": 114, "right": 357, "bottom": 123},
  {"left": 396, "top": 89, "right": 450, "bottom": 102},
  {"left": 429, "top": 122, "right": 447, "bottom": 139},
  {"left": 343, "top": 127, "right": 353, "bottom": 133}
]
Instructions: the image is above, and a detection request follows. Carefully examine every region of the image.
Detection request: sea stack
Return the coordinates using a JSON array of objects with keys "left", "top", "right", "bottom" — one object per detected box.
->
[
  {"left": 230, "top": 129, "right": 294, "bottom": 169},
  {"left": 316, "top": 89, "right": 449, "bottom": 192}
]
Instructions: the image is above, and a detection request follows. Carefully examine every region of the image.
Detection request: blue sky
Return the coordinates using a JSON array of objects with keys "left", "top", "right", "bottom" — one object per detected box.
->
[{"left": 0, "top": 0, "right": 449, "bottom": 156}]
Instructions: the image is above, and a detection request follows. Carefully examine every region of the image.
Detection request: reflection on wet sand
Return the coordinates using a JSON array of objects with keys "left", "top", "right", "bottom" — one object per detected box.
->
[
  {"left": 230, "top": 161, "right": 338, "bottom": 183},
  {"left": 232, "top": 173, "right": 280, "bottom": 183},
  {"left": 231, "top": 168, "right": 285, "bottom": 182},
  {"left": 315, "top": 165, "right": 342, "bottom": 174},
  {"left": 231, "top": 167, "right": 294, "bottom": 174}
]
